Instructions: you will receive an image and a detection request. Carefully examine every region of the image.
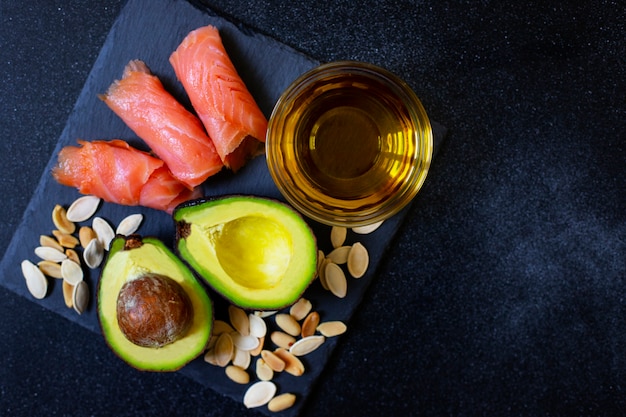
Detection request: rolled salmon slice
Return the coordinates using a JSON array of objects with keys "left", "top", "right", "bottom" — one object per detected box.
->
[
  {"left": 100, "top": 60, "right": 223, "bottom": 189},
  {"left": 170, "top": 25, "right": 267, "bottom": 171},
  {"left": 52, "top": 139, "right": 201, "bottom": 213}
]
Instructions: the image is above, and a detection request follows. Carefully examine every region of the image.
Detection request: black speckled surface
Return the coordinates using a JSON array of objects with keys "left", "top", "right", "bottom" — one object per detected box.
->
[{"left": 1, "top": 1, "right": 624, "bottom": 416}]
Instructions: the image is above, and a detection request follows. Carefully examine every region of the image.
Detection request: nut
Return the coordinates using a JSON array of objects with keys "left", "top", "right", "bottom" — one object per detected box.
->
[
  {"left": 301, "top": 311, "right": 320, "bottom": 338},
  {"left": 270, "top": 331, "right": 296, "bottom": 349},
  {"left": 289, "top": 297, "right": 312, "bottom": 321},
  {"left": 225, "top": 365, "right": 250, "bottom": 384},
  {"left": 260, "top": 349, "right": 285, "bottom": 372},
  {"left": 52, "top": 230, "right": 79, "bottom": 249},
  {"left": 255, "top": 358, "right": 274, "bottom": 381},
  {"left": 268, "top": 393, "right": 296, "bottom": 412},
  {"left": 275, "top": 313, "right": 301, "bottom": 337},
  {"left": 37, "top": 260, "right": 63, "bottom": 279},
  {"left": 78, "top": 226, "right": 98, "bottom": 248},
  {"left": 317, "top": 321, "right": 347, "bottom": 337},
  {"left": 273, "top": 348, "right": 304, "bottom": 376},
  {"left": 52, "top": 204, "right": 75, "bottom": 234}
]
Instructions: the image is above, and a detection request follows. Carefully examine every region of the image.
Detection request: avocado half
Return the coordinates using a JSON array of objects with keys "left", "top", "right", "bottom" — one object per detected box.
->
[
  {"left": 173, "top": 195, "right": 317, "bottom": 310},
  {"left": 98, "top": 235, "right": 213, "bottom": 372}
]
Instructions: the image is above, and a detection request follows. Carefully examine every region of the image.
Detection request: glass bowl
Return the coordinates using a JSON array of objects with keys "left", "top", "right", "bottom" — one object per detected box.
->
[{"left": 266, "top": 61, "right": 432, "bottom": 228}]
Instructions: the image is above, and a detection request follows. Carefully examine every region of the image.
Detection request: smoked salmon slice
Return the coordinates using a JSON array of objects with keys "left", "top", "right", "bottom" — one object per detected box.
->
[
  {"left": 52, "top": 139, "right": 201, "bottom": 213},
  {"left": 169, "top": 25, "right": 267, "bottom": 171},
  {"left": 100, "top": 60, "right": 223, "bottom": 189}
]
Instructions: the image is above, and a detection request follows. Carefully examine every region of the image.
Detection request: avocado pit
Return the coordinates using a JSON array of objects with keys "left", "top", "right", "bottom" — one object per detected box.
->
[
  {"left": 213, "top": 215, "right": 292, "bottom": 290},
  {"left": 116, "top": 273, "right": 193, "bottom": 348}
]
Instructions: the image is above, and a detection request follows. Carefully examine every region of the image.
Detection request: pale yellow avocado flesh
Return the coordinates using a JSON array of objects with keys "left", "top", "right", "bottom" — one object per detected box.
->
[
  {"left": 175, "top": 196, "right": 317, "bottom": 310},
  {"left": 98, "top": 236, "right": 212, "bottom": 372}
]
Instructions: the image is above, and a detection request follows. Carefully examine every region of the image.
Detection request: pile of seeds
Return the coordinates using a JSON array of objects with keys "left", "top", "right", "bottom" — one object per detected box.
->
[
  {"left": 204, "top": 299, "right": 347, "bottom": 412},
  {"left": 20, "top": 195, "right": 143, "bottom": 314},
  {"left": 316, "top": 222, "right": 380, "bottom": 298},
  {"left": 202, "top": 219, "right": 381, "bottom": 412},
  {"left": 20, "top": 193, "right": 384, "bottom": 412}
]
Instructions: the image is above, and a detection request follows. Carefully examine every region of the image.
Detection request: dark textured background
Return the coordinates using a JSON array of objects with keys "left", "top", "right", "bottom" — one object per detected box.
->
[{"left": 1, "top": 0, "right": 624, "bottom": 416}]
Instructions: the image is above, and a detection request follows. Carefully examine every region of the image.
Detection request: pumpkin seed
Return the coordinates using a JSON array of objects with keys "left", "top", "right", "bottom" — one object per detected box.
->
[
  {"left": 273, "top": 348, "right": 305, "bottom": 376},
  {"left": 62, "top": 280, "right": 74, "bottom": 308},
  {"left": 78, "top": 226, "right": 97, "bottom": 248},
  {"left": 34, "top": 245, "right": 67, "bottom": 262},
  {"left": 61, "top": 259, "right": 83, "bottom": 286},
  {"left": 225, "top": 365, "right": 250, "bottom": 384},
  {"left": 351, "top": 220, "right": 384, "bottom": 234},
  {"left": 72, "top": 280, "right": 89, "bottom": 314},
  {"left": 115, "top": 213, "right": 143, "bottom": 236},
  {"left": 330, "top": 226, "right": 347, "bottom": 248},
  {"left": 21, "top": 260, "right": 48, "bottom": 299},
  {"left": 289, "top": 297, "right": 312, "bottom": 321},
  {"left": 206, "top": 335, "right": 218, "bottom": 351},
  {"left": 228, "top": 305, "right": 250, "bottom": 336},
  {"left": 83, "top": 238, "right": 104, "bottom": 269},
  {"left": 289, "top": 335, "right": 325, "bottom": 356},
  {"left": 231, "top": 348, "right": 251, "bottom": 370},
  {"left": 301, "top": 311, "right": 320, "bottom": 338},
  {"left": 214, "top": 332, "right": 234, "bottom": 367},
  {"left": 231, "top": 333, "right": 260, "bottom": 352},
  {"left": 66, "top": 195, "right": 101, "bottom": 222},
  {"left": 52, "top": 230, "right": 79, "bottom": 249},
  {"left": 248, "top": 313, "right": 267, "bottom": 339},
  {"left": 326, "top": 245, "right": 351, "bottom": 264},
  {"left": 52, "top": 204, "right": 75, "bottom": 234},
  {"left": 318, "top": 257, "right": 331, "bottom": 290},
  {"left": 260, "top": 350, "right": 285, "bottom": 372},
  {"left": 203, "top": 348, "right": 218, "bottom": 366},
  {"left": 325, "top": 262, "right": 347, "bottom": 298},
  {"left": 270, "top": 331, "right": 296, "bottom": 349},
  {"left": 243, "top": 381, "right": 276, "bottom": 409},
  {"left": 37, "top": 260, "right": 63, "bottom": 279},
  {"left": 92, "top": 217, "right": 115, "bottom": 251},
  {"left": 255, "top": 358, "right": 274, "bottom": 381},
  {"left": 347, "top": 242, "right": 369, "bottom": 278},
  {"left": 213, "top": 319, "right": 235, "bottom": 336},
  {"left": 254, "top": 310, "right": 277, "bottom": 318},
  {"left": 315, "top": 249, "right": 324, "bottom": 279},
  {"left": 268, "top": 393, "right": 296, "bottom": 413},
  {"left": 275, "top": 313, "right": 301, "bottom": 337},
  {"left": 39, "top": 234, "right": 64, "bottom": 252},
  {"left": 317, "top": 321, "right": 347, "bottom": 337}
]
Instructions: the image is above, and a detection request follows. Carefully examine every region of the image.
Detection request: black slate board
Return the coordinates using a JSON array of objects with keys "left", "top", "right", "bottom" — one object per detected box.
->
[{"left": 0, "top": 0, "right": 446, "bottom": 415}]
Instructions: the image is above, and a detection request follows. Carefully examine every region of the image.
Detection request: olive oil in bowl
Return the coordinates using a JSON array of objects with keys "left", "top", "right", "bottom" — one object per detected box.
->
[{"left": 266, "top": 61, "right": 432, "bottom": 227}]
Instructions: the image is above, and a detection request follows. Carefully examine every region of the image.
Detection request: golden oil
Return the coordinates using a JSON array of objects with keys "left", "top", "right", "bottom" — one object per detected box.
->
[{"left": 266, "top": 61, "right": 432, "bottom": 227}]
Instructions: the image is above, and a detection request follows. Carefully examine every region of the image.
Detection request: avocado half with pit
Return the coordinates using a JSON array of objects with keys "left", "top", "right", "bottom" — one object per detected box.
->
[
  {"left": 98, "top": 235, "right": 213, "bottom": 372},
  {"left": 174, "top": 195, "right": 317, "bottom": 310}
]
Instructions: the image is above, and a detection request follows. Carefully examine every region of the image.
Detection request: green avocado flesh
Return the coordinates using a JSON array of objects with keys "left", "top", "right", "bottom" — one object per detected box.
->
[
  {"left": 98, "top": 235, "right": 213, "bottom": 372},
  {"left": 174, "top": 196, "right": 317, "bottom": 310}
]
